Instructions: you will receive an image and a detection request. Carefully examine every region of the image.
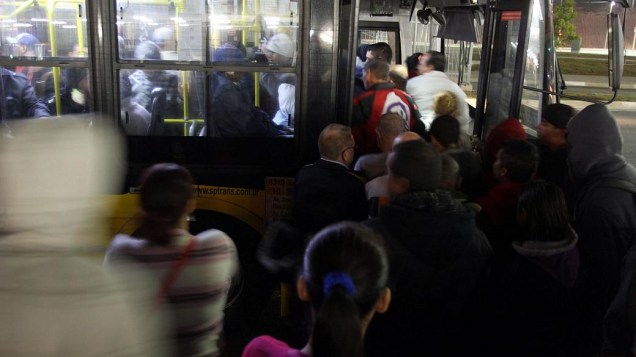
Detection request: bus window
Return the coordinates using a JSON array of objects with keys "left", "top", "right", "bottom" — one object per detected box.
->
[
  {"left": 208, "top": 0, "right": 297, "bottom": 66},
  {"left": 484, "top": 13, "right": 522, "bottom": 135},
  {"left": 25, "top": 65, "right": 90, "bottom": 115},
  {"left": 117, "top": 1, "right": 206, "bottom": 62},
  {"left": 208, "top": 0, "right": 298, "bottom": 137},
  {"left": 0, "top": 2, "right": 87, "bottom": 60},
  {"left": 116, "top": 0, "right": 298, "bottom": 138},
  {"left": 0, "top": 1, "right": 90, "bottom": 118},
  {"left": 119, "top": 69, "right": 205, "bottom": 136}
]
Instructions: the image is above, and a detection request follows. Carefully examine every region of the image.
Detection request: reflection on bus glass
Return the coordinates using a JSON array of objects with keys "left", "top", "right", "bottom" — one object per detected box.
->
[{"left": 113, "top": 0, "right": 298, "bottom": 137}]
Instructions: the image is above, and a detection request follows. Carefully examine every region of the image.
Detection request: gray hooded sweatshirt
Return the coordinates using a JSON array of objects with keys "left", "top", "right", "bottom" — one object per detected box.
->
[{"left": 567, "top": 103, "right": 636, "bottom": 353}]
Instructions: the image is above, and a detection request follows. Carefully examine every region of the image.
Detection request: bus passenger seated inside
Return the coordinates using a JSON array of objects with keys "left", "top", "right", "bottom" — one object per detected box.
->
[
  {"left": 207, "top": 43, "right": 291, "bottom": 138},
  {"left": 0, "top": 67, "right": 50, "bottom": 120},
  {"left": 124, "top": 40, "right": 183, "bottom": 135}
]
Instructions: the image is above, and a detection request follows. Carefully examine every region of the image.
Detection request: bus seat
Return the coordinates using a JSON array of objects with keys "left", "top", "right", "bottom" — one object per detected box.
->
[{"left": 148, "top": 87, "right": 166, "bottom": 136}]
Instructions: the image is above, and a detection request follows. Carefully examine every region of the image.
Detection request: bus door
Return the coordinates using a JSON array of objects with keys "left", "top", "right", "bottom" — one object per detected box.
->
[{"left": 474, "top": 0, "right": 537, "bottom": 138}]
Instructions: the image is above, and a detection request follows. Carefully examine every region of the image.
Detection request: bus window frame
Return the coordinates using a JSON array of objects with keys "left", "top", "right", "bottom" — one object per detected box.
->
[
  {"left": 110, "top": 0, "right": 302, "bottom": 138},
  {"left": 358, "top": 20, "right": 402, "bottom": 64},
  {"left": 474, "top": 0, "right": 533, "bottom": 138}
]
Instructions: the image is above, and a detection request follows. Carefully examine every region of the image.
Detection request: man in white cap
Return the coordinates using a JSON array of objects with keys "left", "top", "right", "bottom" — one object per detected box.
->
[
  {"left": 260, "top": 33, "right": 296, "bottom": 127},
  {"left": 264, "top": 33, "right": 294, "bottom": 66}
]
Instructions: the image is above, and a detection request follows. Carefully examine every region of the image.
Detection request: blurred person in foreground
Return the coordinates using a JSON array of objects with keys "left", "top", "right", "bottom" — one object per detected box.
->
[
  {"left": 0, "top": 115, "right": 169, "bottom": 355},
  {"left": 105, "top": 163, "right": 238, "bottom": 357}
]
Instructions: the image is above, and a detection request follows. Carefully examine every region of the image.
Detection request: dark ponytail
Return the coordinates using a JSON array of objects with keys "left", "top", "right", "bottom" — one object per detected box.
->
[
  {"left": 303, "top": 222, "right": 388, "bottom": 357},
  {"left": 313, "top": 274, "right": 362, "bottom": 357}
]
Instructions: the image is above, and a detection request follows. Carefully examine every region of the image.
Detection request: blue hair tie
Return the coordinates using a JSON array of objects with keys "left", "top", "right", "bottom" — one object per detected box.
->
[{"left": 323, "top": 272, "right": 356, "bottom": 297}]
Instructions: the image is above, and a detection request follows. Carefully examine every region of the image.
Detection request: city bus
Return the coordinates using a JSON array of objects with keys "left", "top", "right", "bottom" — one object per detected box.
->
[{"left": 0, "top": 0, "right": 629, "bottom": 330}]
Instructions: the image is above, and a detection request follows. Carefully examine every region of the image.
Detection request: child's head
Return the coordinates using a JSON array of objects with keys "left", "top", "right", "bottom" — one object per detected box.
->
[
  {"left": 493, "top": 139, "right": 538, "bottom": 184},
  {"left": 517, "top": 180, "right": 570, "bottom": 242},
  {"left": 299, "top": 222, "right": 390, "bottom": 357},
  {"left": 429, "top": 114, "right": 460, "bottom": 151},
  {"left": 433, "top": 90, "right": 458, "bottom": 117}
]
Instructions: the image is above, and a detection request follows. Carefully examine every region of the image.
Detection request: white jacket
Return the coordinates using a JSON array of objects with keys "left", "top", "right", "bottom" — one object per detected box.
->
[{"left": 406, "top": 71, "right": 470, "bottom": 133}]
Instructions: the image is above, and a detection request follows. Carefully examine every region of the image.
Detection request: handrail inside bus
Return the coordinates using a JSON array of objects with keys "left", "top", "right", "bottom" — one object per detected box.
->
[{"left": 522, "top": 85, "right": 619, "bottom": 106}]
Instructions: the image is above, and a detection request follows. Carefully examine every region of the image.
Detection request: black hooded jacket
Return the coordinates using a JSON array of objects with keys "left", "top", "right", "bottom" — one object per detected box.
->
[
  {"left": 364, "top": 190, "right": 493, "bottom": 356},
  {"left": 567, "top": 104, "right": 636, "bottom": 353},
  {"left": 1, "top": 68, "right": 50, "bottom": 120},
  {"left": 492, "top": 227, "right": 580, "bottom": 356}
]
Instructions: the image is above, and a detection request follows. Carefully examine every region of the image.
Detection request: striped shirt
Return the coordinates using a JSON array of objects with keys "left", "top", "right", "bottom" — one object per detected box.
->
[{"left": 105, "top": 229, "right": 238, "bottom": 357}]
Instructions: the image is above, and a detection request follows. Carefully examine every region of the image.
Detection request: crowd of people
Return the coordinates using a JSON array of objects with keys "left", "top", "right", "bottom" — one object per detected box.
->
[
  {"left": 0, "top": 32, "right": 91, "bottom": 120},
  {"left": 268, "top": 101, "right": 635, "bottom": 356},
  {"left": 253, "top": 45, "right": 636, "bottom": 356},
  {"left": 0, "top": 30, "right": 296, "bottom": 138}
]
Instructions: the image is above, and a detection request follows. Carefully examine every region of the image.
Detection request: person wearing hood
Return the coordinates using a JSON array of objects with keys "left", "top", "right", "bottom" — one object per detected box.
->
[
  {"left": 364, "top": 139, "right": 493, "bottom": 356},
  {"left": 1, "top": 67, "right": 50, "bottom": 119},
  {"left": 492, "top": 180, "right": 580, "bottom": 356},
  {"left": 566, "top": 104, "right": 636, "bottom": 354},
  {"left": 127, "top": 41, "right": 183, "bottom": 116}
]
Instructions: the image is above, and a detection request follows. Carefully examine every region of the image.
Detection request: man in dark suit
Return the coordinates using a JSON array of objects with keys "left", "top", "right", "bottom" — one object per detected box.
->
[{"left": 293, "top": 124, "right": 369, "bottom": 233}]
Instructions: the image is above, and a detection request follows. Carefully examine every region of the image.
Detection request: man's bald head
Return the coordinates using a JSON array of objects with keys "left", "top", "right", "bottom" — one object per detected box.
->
[{"left": 392, "top": 131, "right": 421, "bottom": 148}]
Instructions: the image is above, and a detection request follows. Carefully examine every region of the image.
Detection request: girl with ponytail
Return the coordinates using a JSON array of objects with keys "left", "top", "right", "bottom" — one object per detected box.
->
[{"left": 242, "top": 221, "right": 391, "bottom": 357}]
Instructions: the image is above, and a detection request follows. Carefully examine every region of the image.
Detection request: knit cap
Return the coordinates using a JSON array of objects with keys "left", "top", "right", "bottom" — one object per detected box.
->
[
  {"left": 266, "top": 34, "right": 294, "bottom": 58},
  {"left": 16, "top": 33, "right": 39, "bottom": 47}
]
